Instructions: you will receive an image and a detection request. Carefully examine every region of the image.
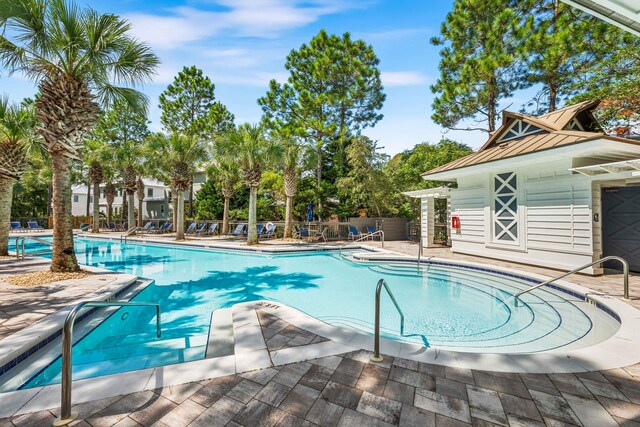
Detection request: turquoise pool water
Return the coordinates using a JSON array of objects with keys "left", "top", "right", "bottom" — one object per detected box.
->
[{"left": 7, "top": 237, "right": 619, "bottom": 388}]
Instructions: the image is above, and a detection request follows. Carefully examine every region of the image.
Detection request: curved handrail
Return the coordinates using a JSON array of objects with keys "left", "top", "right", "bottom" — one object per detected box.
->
[
  {"left": 514, "top": 255, "right": 630, "bottom": 304},
  {"left": 339, "top": 230, "right": 385, "bottom": 256},
  {"left": 15, "top": 236, "right": 53, "bottom": 259},
  {"left": 371, "top": 279, "right": 404, "bottom": 362},
  {"left": 54, "top": 301, "right": 161, "bottom": 426},
  {"left": 120, "top": 226, "right": 142, "bottom": 244}
]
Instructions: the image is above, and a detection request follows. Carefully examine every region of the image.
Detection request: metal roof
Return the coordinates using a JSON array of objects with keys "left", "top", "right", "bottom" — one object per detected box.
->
[
  {"left": 562, "top": 0, "right": 640, "bottom": 37},
  {"left": 421, "top": 101, "right": 640, "bottom": 178}
]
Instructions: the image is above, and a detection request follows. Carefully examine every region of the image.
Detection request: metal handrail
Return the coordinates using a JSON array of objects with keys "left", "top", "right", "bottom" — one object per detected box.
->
[
  {"left": 15, "top": 236, "right": 53, "bottom": 259},
  {"left": 120, "top": 226, "right": 141, "bottom": 244},
  {"left": 514, "top": 255, "right": 630, "bottom": 304},
  {"left": 371, "top": 279, "right": 404, "bottom": 362},
  {"left": 339, "top": 230, "right": 385, "bottom": 255},
  {"left": 54, "top": 301, "right": 161, "bottom": 427}
]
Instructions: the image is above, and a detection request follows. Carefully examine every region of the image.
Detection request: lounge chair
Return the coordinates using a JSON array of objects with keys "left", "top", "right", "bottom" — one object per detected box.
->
[
  {"left": 203, "top": 223, "right": 218, "bottom": 236},
  {"left": 192, "top": 223, "right": 206, "bottom": 235},
  {"left": 196, "top": 223, "right": 216, "bottom": 236},
  {"left": 348, "top": 226, "right": 362, "bottom": 241},
  {"left": 107, "top": 222, "right": 117, "bottom": 231},
  {"left": 298, "top": 226, "right": 310, "bottom": 240},
  {"left": 365, "top": 226, "right": 380, "bottom": 240},
  {"left": 185, "top": 223, "right": 197, "bottom": 234},
  {"left": 79, "top": 223, "right": 90, "bottom": 231},
  {"left": 10, "top": 221, "right": 26, "bottom": 233},
  {"left": 262, "top": 224, "right": 277, "bottom": 238},
  {"left": 223, "top": 224, "right": 244, "bottom": 237},
  {"left": 27, "top": 221, "right": 44, "bottom": 232},
  {"left": 149, "top": 222, "right": 171, "bottom": 234},
  {"left": 140, "top": 222, "right": 155, "bottom": 233},
  {"left": 256, "top": 224, "right": 265, "bottom": 236}
]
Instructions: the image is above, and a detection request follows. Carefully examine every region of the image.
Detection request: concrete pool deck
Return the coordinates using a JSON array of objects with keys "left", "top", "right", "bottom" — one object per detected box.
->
[
  {"left": 1, "top": 301, "right": 639, "bottom": 426},
  {"left": 2, "top": 232, "right": 640, "bottom": 425}
]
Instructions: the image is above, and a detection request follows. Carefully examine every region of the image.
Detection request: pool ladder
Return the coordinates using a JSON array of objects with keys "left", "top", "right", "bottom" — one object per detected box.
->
[
  {"left": 514, "top": 255, "right": 630, "bottom": 305},
  {"left": 14, "top": 236, "right": 53, "bottom": 259},
  {"left": 371, "top": 279, "right": 404, "bottom": 363},
  {"left": 53, "top": 301, "right": 161, "bottom": 427}
]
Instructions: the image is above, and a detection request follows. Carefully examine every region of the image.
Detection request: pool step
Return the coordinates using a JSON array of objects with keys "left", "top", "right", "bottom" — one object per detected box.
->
[
  {"left": 72, "top": 334, "right": 208, "bottom": 365},
  {"left": 31, "top": 346, "right": 205, "bottom": 387},
  {"left": 205, "top": 308, "right": 234, "bottom": 358}
]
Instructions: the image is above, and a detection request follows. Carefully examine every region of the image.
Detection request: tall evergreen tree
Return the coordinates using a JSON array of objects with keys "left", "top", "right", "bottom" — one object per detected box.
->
[
  {"left": 518, "top": 0, "right": 607, "bottom": 113},
  {"left": 159, "top": 66, "right": 234, "bottom": 216},
  {"left": 259, "top": 30, "right": 385, "bottom": 212},
  {"left": 431, "top": 0, "right": 526, "bottom": 133}
]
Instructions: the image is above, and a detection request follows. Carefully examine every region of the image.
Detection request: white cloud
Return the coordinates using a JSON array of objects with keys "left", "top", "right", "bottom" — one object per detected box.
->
[
  {"left": 381, "top": 71, "right": 428, "bottom": 87},
  {"left": 125, "top": 0, "right": 353, "bottom": 49}
]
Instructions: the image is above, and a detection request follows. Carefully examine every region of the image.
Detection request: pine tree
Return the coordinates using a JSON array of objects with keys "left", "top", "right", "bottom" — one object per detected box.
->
[
  {"left": 519, "top": 0, "right": 608, "bottom": 113},
  {"left": 431, "top": 0, "right": 526, "bottom": 133},
  {"left": 259, "top": 30, "right": 385, "bottom": 212}
]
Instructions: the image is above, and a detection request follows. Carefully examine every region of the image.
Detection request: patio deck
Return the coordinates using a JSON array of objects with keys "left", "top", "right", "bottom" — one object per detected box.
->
[{"left": 1, "top": 235, "right": 639, "bottom": 425}]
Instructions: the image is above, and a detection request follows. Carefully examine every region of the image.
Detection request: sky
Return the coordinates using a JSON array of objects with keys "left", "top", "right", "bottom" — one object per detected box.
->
[{"left": 0, "top": 0, "right": 540, "bottom": 155}]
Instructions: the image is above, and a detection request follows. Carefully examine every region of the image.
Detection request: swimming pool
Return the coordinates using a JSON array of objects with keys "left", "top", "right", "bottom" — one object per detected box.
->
[{"left": 5, "top": 236, "right": 620, "bottom": 389}]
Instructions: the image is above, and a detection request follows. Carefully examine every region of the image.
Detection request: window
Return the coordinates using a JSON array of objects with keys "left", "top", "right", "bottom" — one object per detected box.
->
[
  {"left": 73, "top": 195, "right": 79, "bottom": 203},
  {"left": 565, "top": 118, "right": 584, "bottom": 131},
  {"left": 89, "top": 196, "right": 93, "bottom": 203},
  {"left": 499, "top": 120, "right": 543, "bottom": 142},
  {"left": 147, "top": 188, "right": 153, "bottom": 197},
  {"left": 493, "top": 172, "right": 518, "bottom": 242}
]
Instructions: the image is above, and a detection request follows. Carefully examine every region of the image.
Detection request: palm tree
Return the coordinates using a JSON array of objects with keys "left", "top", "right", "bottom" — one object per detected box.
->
[
  {"left": 146, "top": 133, "right": 207, "bottom": 240},
  {"left": 211, "top": 138, "right": 241, "bottom": 234},
  {"left": 113, "top": 137, "right": 145, "bottom": 230},
  {"left": 224, "top": 124, "right": 277, "bottom": 245},
  {"left": 0, "top": 97, "right": 39, "bottom": 255},
  {"left": 83, "top": 139, "right": 110, "bottom": 233},
  {"left": 0, "top": 1, "right": 159, "bottom": 271},
  {"left": 279, "top": 135, "right": 303, "bottom": 238}
]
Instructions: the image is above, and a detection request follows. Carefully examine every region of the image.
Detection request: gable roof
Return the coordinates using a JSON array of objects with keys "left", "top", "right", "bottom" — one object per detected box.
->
[{"left": 421, "top": 100, "right": 640, "bottom": 178}]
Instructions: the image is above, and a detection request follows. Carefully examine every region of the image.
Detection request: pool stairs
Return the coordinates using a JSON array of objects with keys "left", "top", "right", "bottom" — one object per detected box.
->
[{"left": 205, "top": 308, "right": 235, "bottom": 358}]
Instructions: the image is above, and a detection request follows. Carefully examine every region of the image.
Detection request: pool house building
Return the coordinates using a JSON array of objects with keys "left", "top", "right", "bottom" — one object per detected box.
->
[{"left": 414, "top": 100, "right": 640, "bottom": 274}]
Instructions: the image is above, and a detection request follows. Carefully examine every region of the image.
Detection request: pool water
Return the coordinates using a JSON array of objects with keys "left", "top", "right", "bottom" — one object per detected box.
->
[{"left": 7, "top": 237, "right": 619, "bottom": 388}]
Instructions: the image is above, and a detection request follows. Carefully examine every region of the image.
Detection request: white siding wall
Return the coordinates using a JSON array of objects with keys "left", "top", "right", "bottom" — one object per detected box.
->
[
  {"left": 447, "top": 160, "right": 599, "bottom": 273},
  {"left": 451, "top": 176, "right": 487, "bottom": 243}
]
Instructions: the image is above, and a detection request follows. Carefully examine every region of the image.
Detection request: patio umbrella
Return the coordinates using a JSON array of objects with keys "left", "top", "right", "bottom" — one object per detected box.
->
[{"left": 306, "top": 202, "right": 314, "bottom": 222}]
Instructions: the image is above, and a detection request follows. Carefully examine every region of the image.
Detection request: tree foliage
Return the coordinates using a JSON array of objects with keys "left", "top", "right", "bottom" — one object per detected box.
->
[
  {"left": 159, "top": 65, "right": 234, "bottom": 139},
  {"left": 431, "top": 1, "right": 526, "bottom": 133},
  {"left": 259, "top": 29, "right": 385, "bottom": 209}
]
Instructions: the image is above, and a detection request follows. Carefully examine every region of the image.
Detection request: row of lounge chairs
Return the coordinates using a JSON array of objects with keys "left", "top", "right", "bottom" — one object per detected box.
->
[
  {"left": 10, "top": 221, "right": 44, "bottom": 232},
  {"left": 348, "top": 225, "right": 379, "bottom": 240}
]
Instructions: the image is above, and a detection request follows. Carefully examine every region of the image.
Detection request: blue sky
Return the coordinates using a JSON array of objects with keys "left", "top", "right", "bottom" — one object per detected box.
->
[{"left": 0, "top": 0, "right": 539, "bottom": 155}]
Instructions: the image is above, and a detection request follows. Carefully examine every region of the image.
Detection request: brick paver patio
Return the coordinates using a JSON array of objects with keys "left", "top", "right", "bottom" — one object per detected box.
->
[
  {"left": 2, "top": 349, "right": 639, "bottom": 426},
  {"left": 2, "top": 238, "right": 640, "bottom": 426}
]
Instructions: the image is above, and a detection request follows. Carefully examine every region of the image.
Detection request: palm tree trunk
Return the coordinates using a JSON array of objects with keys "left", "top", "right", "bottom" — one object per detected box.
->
[
  {"left": 0, "top": 177, "right": 15, "bottom": 256},
  {"left": 222, "top": 197, "right": 230, "bottom": 234},
  {"left": 247, "top": 186, "right": 258, "bottom": 245},
  {"left": 92, "top": 181, "right": 100, "bottom": 233},
  {"left": 172, "top": 193, "right": 177, "bottom": 226},
  {"left": 284, "top": 195, "right": 293, "bottom": 239},
  {"left": 51, "top": 153, "right": 80, "bottom": 272},
  {"left": 137, "top": 197, "right": 143, "bottom": 227},
  {"left": 85, "top": 181, "right": 91, "bottom": 217},
  {"left": 127, "top": 192, "right": 134, "bottom": 230},
  {"left": 107, "top": 202, "right": 112, "bottom": 223},
  {"left": 122, "top": 196, "right": 127, "bottom": 221},
  {"left": 176, "top": 191, "right": 185, "bottom": 240}
]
